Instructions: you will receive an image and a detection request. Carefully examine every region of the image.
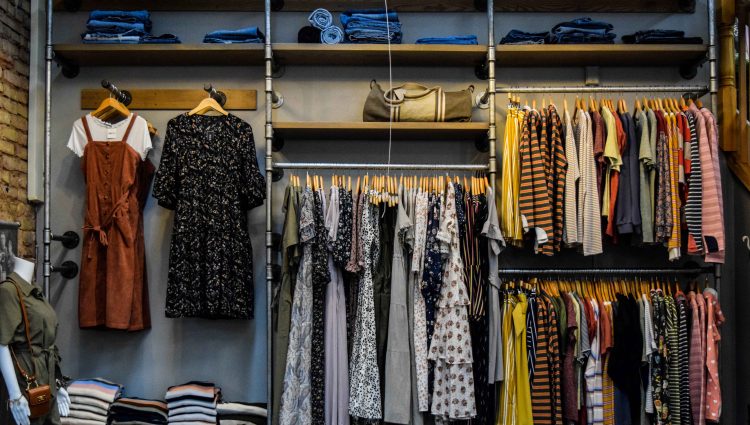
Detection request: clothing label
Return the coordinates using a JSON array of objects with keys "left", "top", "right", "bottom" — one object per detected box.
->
[{"left": 106, "top": 128, "right": 117, "bottom": 140}]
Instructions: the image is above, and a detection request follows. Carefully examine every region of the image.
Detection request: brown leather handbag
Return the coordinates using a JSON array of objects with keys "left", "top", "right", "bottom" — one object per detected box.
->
[
  {"left": 363, "top": 80, "right": 474, "bottom": 122},
  {"left": 9, "top": 281, "right": 52, "bottom": 419}
]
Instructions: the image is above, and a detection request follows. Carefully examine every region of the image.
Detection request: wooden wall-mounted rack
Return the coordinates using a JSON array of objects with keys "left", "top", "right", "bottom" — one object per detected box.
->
[{"left": 80, "top": 88, "right": 257, "bottom": 110}]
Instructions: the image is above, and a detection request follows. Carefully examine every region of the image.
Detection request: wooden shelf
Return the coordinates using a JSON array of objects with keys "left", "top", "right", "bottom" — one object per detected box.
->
[
  {"left": 273, "top": 44, "right": 486, "bottom": 67},
  {"left": 273, "top": 122, "right": 488, "bottom": 140},
  {"left": 54, "top": 0, "right": 693, "bottom": 12},
  {"left": 496, "top": 44, "right": 707, "bottom": 67},
  {"left": 53, "top": 44, "right": 264, "bottom": 67}
]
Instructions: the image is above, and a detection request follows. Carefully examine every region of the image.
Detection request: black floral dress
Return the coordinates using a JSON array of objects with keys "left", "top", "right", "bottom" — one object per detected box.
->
[{"left": 153, "top": 113, "right": 265, "bottom": 319}]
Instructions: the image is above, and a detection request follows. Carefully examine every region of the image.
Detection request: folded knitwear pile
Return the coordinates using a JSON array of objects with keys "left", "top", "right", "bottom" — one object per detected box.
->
[
  {"left": 166, "top": 381, "right": 221, "bottom": 424},
  {"left": 61, "top": 378, "right": 123, "bottom": 425},
  {"left": 216, "top": 402, "right": 267, "bottom": 424},
  {"left": 109, "top": 397, "right": 169, "bottom": 424}
]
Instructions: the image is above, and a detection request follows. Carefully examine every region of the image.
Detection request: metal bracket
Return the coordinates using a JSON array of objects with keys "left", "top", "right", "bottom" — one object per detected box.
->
[
  {"left": 272, "top": 136, "right": 285, "bottom": 152},
  {"left": 476, "top": 90, "right": 491, "bottom": 109},
  {"left": 51, "top": 231, "right": 80, "bottom": 249},
  {"left": 475, "top": 134, "right": 490, "bottom": 153},
  {"left": 272, "top": 91, "right": 284, "bottom": 109},
  {"left": 54, "top": 54, "right": 79, "bottom": 79},
  {"left": 271, "top": 0, "right": 285, "bottom": 11},
  {"left": 679, "top": 56, "right": 707, "bottom": 80},
  {"left": 474, "top": 62, "right": 489, "bottom": 80},
  {"left": 51, "top": 261, "right": 78, "bottom": 279},
  {"left": 271, "top": 56, "right": 286, "bottom": 78},
  {"left": 272, "top": 168, "right": 285, "bottom": 182}
]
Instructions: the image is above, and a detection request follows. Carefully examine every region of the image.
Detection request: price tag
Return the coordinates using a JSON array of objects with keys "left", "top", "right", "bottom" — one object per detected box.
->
[{"left": 106, "top": 129, "right": 117, "bottom": 140}]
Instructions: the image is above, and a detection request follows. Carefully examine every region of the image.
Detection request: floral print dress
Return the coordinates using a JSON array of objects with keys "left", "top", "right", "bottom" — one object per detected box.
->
[
  {"left": 429, "top": 183, "right": 476, "bottom": 421},
  {"left": 349, "top": 200, "right": 382, "bottom": 420},
  {"left": 279, "top": 189, "right": 315, "bottom": 425}
]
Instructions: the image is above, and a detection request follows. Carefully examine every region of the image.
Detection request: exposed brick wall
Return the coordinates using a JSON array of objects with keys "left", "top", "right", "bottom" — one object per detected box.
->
[{"left": 0, "top": 0, "right": 33, "bottom": 258}]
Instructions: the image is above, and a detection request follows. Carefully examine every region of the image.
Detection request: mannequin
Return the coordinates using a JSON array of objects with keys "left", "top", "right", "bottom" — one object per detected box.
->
[{"left": 0, "top": 256, "right": 69, "bottom": 425}]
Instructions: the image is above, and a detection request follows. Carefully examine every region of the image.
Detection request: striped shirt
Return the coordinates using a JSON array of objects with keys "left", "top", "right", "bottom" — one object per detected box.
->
[
  {"left": 684, "top": 111, "right": 704, "bottom": 254},
  {"left": 531, "top": 297, "right": 551, "bottom": 423},
  {"left": 547, "top": 105, "right": 568, "bottom": 253},
  {"left": 575, "top": 110, "right": 603, "bottom": 256},
  {"left": 698, "top": 107, "right": 725, "bottom": 264},
  {"left": 519, "top": 109, "right": 554, "bottom": 255},
  {"left": 584, "top": 299, "right": 604, "bottom": 424},
  {"left": 527, "top": 293, "right": 538, "bottom": 380},
  {"left": 563, "top": 109, "right": 580, "bottom": 246}
]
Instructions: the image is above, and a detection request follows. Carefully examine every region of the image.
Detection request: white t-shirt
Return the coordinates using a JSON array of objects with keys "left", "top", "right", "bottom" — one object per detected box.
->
[{"left": 67, "top": 114, "right": 152, "bottom": 160}]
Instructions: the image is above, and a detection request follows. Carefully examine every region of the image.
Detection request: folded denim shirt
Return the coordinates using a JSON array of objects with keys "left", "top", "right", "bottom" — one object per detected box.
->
[
  {"left": 340, "top": 9, "right": 399, "bottom": 24},
  {"left": 416, "top": 35, "right": 478, "bottom": 45},
  {"left": 500, "top": 29, "right": 548, "bottom": 44},
  {"left": 548, "top": 32, "right": 616, "bottom": 44},
  {"left": 140, "top": 33, "right": 182, "bottom": 44},
  {"left": 550, "top": 17, "right": 614, "bottom": 34}
]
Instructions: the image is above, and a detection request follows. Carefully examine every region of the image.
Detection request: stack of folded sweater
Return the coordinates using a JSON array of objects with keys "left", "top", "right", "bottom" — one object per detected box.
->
[
  {"left": 81, "top": 10, "right": 180, "bottom": 44},
  {"left": 340, "top": 9, "right": 402, "bottom": 44},
  {"left": 203, "top": 26, "right": 264, "bottom": 44},
  {"left": 622, "top": 29, "right": 703, "bottom": 44},
  {"left": 61, "top": 378, "right": 123, "bottom": 424},
  {"left": 216, "top": 402, "right": 267, "bottom": 424},
  {"left": 109, "top": 397, "right": 169, "bottom": 424},
  {"left": 166, "top": 381, "right": 221, "bottom": 424}
]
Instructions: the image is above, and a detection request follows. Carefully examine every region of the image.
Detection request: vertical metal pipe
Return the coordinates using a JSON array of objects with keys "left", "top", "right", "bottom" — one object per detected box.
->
[
  {"left": 263, "top": 0, "right": 274, "bottom": 421},
  {"left": 486, "top": 0, "right": 497, "bottom": 193},
  {"left": 43, "top": 0, "right": 53, "bottom": 297},
  {"left": 708, "top": 0, "right": 718, "bottom": 109}
]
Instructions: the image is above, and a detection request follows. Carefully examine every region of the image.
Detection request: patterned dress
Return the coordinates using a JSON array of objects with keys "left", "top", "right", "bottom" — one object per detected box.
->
[
  {"left": 279, "top": 189, "right": 314, "bottom": 425},
  {"left": 349, "top": 201, "right": 382, "bottom": 419},
  {"left": 428, "top": 183, "right": 476, "bottom": 421}
]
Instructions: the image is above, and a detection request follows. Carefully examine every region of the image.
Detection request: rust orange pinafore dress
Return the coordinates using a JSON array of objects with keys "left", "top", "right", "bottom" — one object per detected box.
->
[{"left": 78, "top": 114, "right": 152, "bottom": 331}]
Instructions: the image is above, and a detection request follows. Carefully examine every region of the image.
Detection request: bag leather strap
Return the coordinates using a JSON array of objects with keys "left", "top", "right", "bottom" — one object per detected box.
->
[{"left": 7, "top": 279, "right": 38, "bottom": 384}]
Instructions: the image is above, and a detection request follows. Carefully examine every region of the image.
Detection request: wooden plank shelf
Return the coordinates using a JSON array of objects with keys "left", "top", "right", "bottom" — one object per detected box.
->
[
  {"left": 54, "top": 0, "right": 694, "bottom": 12},
  {"left": 273, "top": 121, "right": 489, "bottom": 140},
  {"left": 273, "top": 44, "right": 487, "bottom": 67},
  {"left": 53, "top": 44, "right": 265, "bottom": 67},
  {"left": 496, "top": 44, "right": 707, "bottom": 67},
  {"left": 81, "top": 89, "right": 258, "bottom": 110}
]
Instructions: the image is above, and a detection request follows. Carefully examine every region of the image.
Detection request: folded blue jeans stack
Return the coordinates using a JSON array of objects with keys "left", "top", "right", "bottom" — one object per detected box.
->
[
  {"left": 415, "top": 35, "right": 478, "bottom": 45},
  {"left": 499, "top": 29, "right": 547, "bottom": 45},
  {"left": 203, "top": 26, "right": 265, "bottom": 43},
  {"left": 81, "top": 10, "right": 180, "bottom": 44},
  {"left": 547, "top": 17, "right": 616, "bottom": 44},
  {"left": 340, "top": 9, "right": 402, "bottom": 44},
  {"left": 622, "top": 29, "right": 703, "bottom": 44},
  {"left": 308, "top": 8, "right": 344, "bottom": 44}
]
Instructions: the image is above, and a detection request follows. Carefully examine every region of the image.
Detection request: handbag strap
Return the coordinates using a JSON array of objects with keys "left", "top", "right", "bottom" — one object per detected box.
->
[{"left": 7, "top": 279, "right": 37, "bottom": 384}]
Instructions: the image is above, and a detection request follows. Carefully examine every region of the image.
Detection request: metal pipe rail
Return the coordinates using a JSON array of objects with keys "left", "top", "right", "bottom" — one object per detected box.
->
[
  {"left": 499, "top": 267, "right": 716, "bottom": 276},
  {"left": 274, "top": 162, "right": 489, "bottom": 171},
  {"left": 496, "top": 85, "right": 709, "bottom": 94}
]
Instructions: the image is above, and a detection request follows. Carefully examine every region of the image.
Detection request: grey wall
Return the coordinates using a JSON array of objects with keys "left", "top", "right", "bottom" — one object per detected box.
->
[{"left": 44, "top": 4, "right": 742, "bottom": 417}]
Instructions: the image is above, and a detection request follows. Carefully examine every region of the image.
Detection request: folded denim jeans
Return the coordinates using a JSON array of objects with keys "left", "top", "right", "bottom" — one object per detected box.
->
[
  {"left": 89, "top": 10, "right": 150, "bottom": 23},
  {"left": 205, "top": 27, "right": 265, "bottom": 40},
  {"left": 82, "top": 34, "right": 141, "bottom": 44},
  {"left": 345, "top": 29, "right": 402, "bottom": 43},
  {"left": 341, "top": 9, "right": 399, "bottom": 24},
  {"left": 86, "top": 20, "right": 148, "bottom": 34},
  {"left": 321, "top": 26, "right": 344, "bottom": 44},
  {"left": 203, "top": 37, "right": 263, "bottom": 43},
  {"left": 416, "top": 35, "right": 478, "bottom": 45},
  {"left": 140, "top": 33, "right": 182, "bottom": 44},
  {"left": 81, "top": 28, "right": 145, "bottom": 40},
  {"left": 548, "top": 32, "right": 616, "bottom": 44},
  {"left": 622, "top": 30, "right": 702, "bottom": 44},
  {"left": 309, "top": 8, "right": 334, "bottom": 30},
  {"left": 500, "top": 29, "right": 547, "bottom": 44},
  {"left": 551, "top": 17, "right": 613, "bottom": 34}
]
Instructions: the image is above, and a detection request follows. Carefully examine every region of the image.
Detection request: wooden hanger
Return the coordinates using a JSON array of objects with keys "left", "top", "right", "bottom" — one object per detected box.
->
[
  {"left": 92, "top": 96, "right": 130, "bottom": 122},
  {"left": 189, "top": 93, "right": 229, "bottom": 116}
]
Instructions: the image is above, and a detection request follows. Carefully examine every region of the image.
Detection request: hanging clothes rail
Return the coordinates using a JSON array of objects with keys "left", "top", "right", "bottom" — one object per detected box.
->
[
  {"left": 495, "top": 85, "right": 709, "bottom": 94},
  {"left": 273, "top": 162, "right": 488, "bottom": 171},
  {"left": 499, "top": 267, "right": 715, "bottom": 276}
]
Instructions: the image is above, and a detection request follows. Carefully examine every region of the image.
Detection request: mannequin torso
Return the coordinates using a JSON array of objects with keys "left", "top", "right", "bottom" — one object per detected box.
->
[{"left": 0, "top": 257, "right": 69, "bottom": 424}]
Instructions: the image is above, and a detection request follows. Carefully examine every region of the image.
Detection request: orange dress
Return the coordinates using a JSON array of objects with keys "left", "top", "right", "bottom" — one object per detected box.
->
[{"left": 78, "top": 114, "right": 151, "bottom": 331}]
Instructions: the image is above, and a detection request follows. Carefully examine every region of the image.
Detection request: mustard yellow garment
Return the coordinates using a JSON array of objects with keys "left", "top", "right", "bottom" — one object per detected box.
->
[
  {"left": 513, "top": 293, "right": 533, "bottom": 425},
  {"left": 498, "top": 295, "right": 518, "bottom": 425},
  {"left": 501, "top": 108, "right": 524, "bottom": 245}
]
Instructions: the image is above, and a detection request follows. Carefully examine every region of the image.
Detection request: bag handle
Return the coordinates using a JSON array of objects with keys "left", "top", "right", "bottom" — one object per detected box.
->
[{"left": 7, "top": 279, "right": 38, "bottom": 386}]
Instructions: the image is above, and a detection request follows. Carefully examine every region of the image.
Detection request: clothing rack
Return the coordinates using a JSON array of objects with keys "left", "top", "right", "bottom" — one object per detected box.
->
[
  {"left": 273, "top": 162, "right": 489, "bottom": 171},
  {"left": 500, "top": 264, "right": 721, "bottom": 291},
  {"left": 496, "top": 85, "right": 709, "bottom": 94}
]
